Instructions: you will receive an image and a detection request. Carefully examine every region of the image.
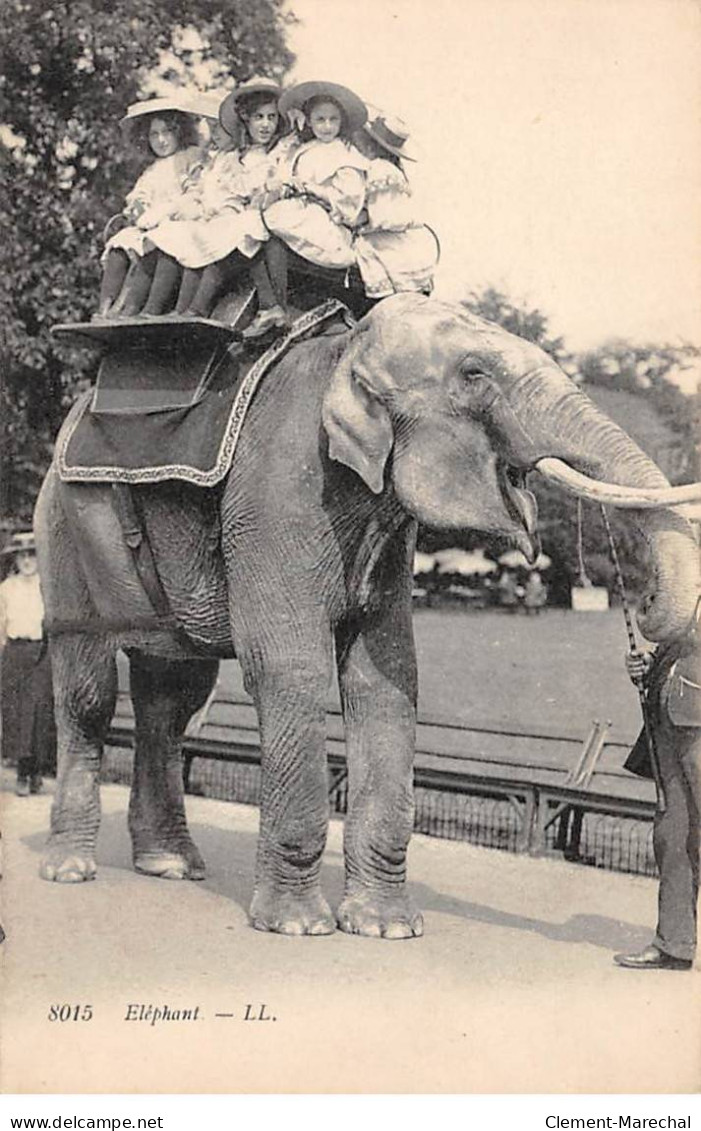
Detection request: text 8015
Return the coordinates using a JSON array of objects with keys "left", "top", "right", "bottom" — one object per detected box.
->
[{"left": 48, "top": 1004, "right": 93, "bottom": 1022}]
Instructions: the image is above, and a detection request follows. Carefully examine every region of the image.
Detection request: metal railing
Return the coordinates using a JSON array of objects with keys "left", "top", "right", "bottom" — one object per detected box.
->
[{"left": 104, "top": 687, "right": 657, "bottom": 877}]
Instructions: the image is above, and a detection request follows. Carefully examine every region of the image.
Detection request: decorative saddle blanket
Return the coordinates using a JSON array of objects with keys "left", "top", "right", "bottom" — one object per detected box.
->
[{"left": 57, "top": 300, "right": 352, "bottom": 487}]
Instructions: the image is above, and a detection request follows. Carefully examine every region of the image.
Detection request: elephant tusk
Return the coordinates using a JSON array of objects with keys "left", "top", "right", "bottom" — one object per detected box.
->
[{"left": 535, "top": 457, "right": 701, "bottom": 513}]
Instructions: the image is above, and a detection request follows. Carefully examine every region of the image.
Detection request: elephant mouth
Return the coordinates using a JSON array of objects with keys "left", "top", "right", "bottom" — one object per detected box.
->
[{"left": 499, "top": 464, "right": 539, "bottom": 559}]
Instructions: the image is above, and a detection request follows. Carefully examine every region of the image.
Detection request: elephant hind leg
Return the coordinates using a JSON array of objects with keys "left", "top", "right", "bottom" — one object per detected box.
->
[
  {"left": 127, "top": 652, "right": 218, "bottom": 880},
  {"left": 40, "top": 634, "right": 118, "bottom": 883}
]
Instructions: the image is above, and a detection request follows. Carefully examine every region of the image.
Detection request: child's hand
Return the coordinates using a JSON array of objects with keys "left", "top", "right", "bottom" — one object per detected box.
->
[
  {"left": 138, "top": 200, "right": 174, "bottom": 228},
  {"left": 124, "top": 201, "right": 144, "bottom": 224},
  {"left": 137, "top": 206, "right": 160, "bottom": 229},
  {"left": 275, "top": 180, "right": 297, "bottom": 200},
  {"left": 286, "top": 108, "right": 306, "bottom": 133},
  {"left": 172, "top": 199, "right": 202, "bottom": 221},
  {"left": 625, "top": 649, "right": 654, "bottom": 685},
  {"left": 256, "top": 189, "right": 280, "bottom": 211}
]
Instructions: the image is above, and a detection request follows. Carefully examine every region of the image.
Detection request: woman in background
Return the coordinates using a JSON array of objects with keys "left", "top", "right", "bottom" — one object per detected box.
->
[{"left": 0, "top": 532, "right": 56, "bottom": 796}]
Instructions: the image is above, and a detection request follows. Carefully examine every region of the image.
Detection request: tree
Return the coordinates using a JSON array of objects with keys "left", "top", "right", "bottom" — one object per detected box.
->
[
  {"left": 462, "top": 286, "right": 574, "bottom": 372},
  {"left": 0, "top": 0, "right": 294, "bottom": 520},
  {"left": 577, "top": 340, "right": 700, "bottom": 483}
]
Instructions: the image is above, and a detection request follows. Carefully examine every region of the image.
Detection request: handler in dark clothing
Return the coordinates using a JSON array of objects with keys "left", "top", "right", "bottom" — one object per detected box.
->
[
  {"left": 0, "top": 532, "right": 56, "bottom": 796},
  {"left": 614, "top": 601, "right": 701, "bottom": 971}
]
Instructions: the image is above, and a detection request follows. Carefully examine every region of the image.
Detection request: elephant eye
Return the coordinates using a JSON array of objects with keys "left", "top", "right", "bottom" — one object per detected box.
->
[{"left": 460, "top": 363, "right": 487, "bottom": 382}]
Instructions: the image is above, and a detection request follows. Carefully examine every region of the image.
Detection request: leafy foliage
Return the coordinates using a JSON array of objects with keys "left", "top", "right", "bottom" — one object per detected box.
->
[
  {"left": 578, "top": 340, "right": 700, "bottom": 483},
  {"left": 462, "top": 286, "right": 573, "bottom": 372},
  {"left": 0, "top": 0, "right": 294, "bottom": 520}
]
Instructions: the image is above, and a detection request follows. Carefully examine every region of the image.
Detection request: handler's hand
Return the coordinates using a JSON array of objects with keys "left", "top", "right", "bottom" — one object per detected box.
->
[{"left": 625, "top": 649, "right": 654, "bottom": 685}]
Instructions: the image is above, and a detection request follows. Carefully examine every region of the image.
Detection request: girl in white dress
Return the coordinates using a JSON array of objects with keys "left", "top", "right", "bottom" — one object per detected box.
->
[
  {"left": 352, "top": 109, "right": 439, "bottom": 298},
  {"left": 98, "top": 98, "right": 204, "bottom": 317},
  {"left": 145, "top": 77, "right": 291, "bottom": 319},
  {"left": 243, "top": 80, "right": 369, "bottom": 340}
]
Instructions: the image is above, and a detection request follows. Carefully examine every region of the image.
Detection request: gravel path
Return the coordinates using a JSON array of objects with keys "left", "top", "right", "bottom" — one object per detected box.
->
[{"left": 2, "top": 779, "right": 699, "bottom": 1094}]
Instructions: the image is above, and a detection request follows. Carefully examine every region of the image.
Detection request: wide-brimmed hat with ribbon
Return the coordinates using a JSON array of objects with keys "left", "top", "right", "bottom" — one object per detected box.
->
[
  {"left": 279, "top": 80, "right": 367, "bottom": 134},
  {"left": 219, "top": 77, "right": 282, "bottom": 138},
  {"left": 364, "top": 107, "right": 418, "bottom": 161},
  {"left": 1, "top": 531, "right": 36, "bottom": 556}
]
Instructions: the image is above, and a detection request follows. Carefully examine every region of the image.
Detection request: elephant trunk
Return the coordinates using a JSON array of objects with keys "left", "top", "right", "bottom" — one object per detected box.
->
[{"left": 511, "top": 365, "right": 700, "bottom": 642}]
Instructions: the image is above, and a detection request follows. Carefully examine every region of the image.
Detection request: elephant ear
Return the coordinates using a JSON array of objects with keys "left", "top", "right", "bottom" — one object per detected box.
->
[{"left": 322, "top": 333, "right": 394, "bottom": 495}]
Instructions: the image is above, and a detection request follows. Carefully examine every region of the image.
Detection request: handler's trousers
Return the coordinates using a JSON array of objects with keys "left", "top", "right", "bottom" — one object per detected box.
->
[{"left": 652, "top": 716, "right": 701, "bottom": 962}]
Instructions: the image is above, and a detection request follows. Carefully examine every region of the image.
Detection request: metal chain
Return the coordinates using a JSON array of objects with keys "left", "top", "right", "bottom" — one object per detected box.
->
[{"left": 599, "top": 503, "right": 636, "bottom": 651}]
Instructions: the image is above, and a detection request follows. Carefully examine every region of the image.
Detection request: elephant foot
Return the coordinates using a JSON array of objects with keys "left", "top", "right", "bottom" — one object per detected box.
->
[
  {"left": 249, "top": 886, "right": 336, "bottom": 936},
  {"left": 337, "top": 890, "right": 424, "bottom": 939},
  {"left": 133, "top": 843, "right": 206, "bottom": 881},
  {"left": 40, "top": 844, "right": 97, "bottom": 884}
]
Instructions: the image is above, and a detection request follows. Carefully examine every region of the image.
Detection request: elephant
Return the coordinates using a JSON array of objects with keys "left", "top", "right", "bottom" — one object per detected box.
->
[{"left": 35, "top": 292, "right": 701, "bottom": 938}]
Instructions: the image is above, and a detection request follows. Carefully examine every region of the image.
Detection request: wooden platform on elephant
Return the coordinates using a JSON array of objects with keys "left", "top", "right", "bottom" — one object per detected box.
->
[
  {"left": 52, "top": 279, "right": 258, "bottom": 353},
  {"left": 51, "top": 314, "right": 243, "bottom": 353},
  {"left": 56, "top": 298, "right": 352, "bottom": 485}
]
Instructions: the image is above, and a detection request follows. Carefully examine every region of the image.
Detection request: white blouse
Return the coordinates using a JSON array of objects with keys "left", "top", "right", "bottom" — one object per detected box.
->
[{"left": 0, "top": 573, "right": 45, "bottom": 642}]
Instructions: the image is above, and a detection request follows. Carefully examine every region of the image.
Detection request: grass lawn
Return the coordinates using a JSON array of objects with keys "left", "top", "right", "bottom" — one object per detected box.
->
[
  {"left": 411, "top": 606, "right": 643, "bottom": 743},
  {"left": 217, "top": 606, "right": 645, "bottom": 748}
]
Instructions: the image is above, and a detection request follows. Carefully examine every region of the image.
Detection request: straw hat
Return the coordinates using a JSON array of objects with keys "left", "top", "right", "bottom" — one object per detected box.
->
[
  {"left": 279, "top": 80, "right": 367, "bottom": 134},
  {"left": 119, "top": 95, "right": 202, "bottom": 136},
  {"left": 364, "top": 108, "right": 418, "bottom": 162},
  {"left": 1, "top": 531, "right": 35, "bottom": 556},
  {"left": 219, "top": 77, "right": 282, "bottom": 139},
  {"left": 185, "top": 91, "right": 229, "bottom": 121}
]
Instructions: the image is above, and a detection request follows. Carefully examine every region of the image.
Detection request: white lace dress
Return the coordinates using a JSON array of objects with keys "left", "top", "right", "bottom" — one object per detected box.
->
[
  {"left": 263, "top": 138, "right": 368, "bottom": 269},
  {"left": 102, "top": 146, "right": 202, "bottom": 263},
  {"left": 353, "top": 159, "right": 439, "bottom": 297},
  {"left": 149, "top": 142, "right": 288, "bottom": 269}
]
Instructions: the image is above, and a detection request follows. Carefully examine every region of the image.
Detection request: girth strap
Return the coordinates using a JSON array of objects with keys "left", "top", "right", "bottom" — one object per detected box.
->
[{"left": 111, "top": 482, "right": 174, "bottom": 622}]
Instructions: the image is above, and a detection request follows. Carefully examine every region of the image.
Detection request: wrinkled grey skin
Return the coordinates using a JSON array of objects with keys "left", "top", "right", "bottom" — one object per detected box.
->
[{"left": 35, "top": 295, "right": 700, "bottom": 938}]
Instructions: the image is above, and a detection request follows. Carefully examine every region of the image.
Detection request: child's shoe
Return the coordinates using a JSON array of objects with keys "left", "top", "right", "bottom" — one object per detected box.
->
[
  {"left": 242, "top": 305, "right": 288, "bottom": 341},
  {"left": 15, "top": 778, "right": 30, "bottom": 797},
  {"left": 29, "top": 775, "right": 43, "bottom": 795}
]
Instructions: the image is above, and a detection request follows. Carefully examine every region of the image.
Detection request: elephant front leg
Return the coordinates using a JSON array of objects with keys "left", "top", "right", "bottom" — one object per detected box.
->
[
  {"left": 246, "top": 663, "right": 336, "bottom": 936},
  {"left": 40, "top": 636, "right": 117, "bottom": 883},
  {"left": 336, "top": 603, "right": 422, "bottom": 939},
  {"left": 127, "top": 653, "right": 218, "bottom": 880}
]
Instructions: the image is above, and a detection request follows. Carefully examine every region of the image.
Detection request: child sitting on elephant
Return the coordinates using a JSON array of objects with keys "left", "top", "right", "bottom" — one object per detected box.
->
[
  {"left": 352, "top": 107, "right": 439, "bottom": 299},
  {"left": 143, "top": 77, "right": 292, "bottom": 319},
  {"left": 97, "top": 97, "right": 206, "bottom": 319},
  {"left": 243, "top": 80, "right": 370, "bottom": 340}
]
